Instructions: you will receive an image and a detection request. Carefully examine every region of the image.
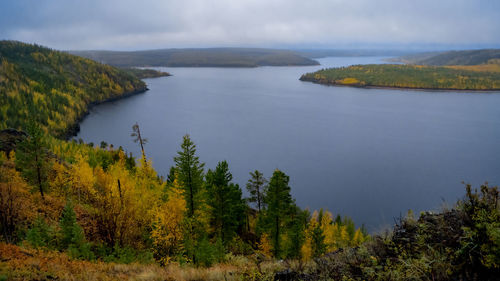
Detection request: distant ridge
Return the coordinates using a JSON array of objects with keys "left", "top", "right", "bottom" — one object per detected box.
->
[
  {"left": 69, "top": 48, "right": 319, "bottom": 67},
  {"left": 393, "top": 49, "right": 500, "bottom": 66}
]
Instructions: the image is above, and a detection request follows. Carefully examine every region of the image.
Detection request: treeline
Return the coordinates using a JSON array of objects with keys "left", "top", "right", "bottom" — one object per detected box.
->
[
  {"left": 300, "top": 64, "right": 500, "bottom": 90},
  {"left": 0, "top": 41, "right": 147, "bottom": 138},
  {"left": 0, "top": 122, "right": 367, "bottom": 267},
  {"left": 120, "top": 67, "right": 171, "bottom": 79}
]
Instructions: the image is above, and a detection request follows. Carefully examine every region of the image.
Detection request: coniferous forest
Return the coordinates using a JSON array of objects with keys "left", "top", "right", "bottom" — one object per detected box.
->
[{"left": 0, "top": 41, "right": 499, "bottom": 280}]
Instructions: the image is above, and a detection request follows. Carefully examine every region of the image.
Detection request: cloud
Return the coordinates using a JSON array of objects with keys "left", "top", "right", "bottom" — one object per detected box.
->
[{"left": 0, "top": 0, "right": 499, "bottom": 50}]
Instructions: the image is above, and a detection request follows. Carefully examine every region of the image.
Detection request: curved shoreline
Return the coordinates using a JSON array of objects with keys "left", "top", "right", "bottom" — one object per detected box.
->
[
  {"left": 299, "top": 78, "right": 500, "bottom": 93},
  {"left": 64, "top": 87, "right": 148, "bottom": 140}
]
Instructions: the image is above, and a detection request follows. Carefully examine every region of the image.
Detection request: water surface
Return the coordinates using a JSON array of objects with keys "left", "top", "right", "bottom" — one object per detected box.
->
[{"left": 76, "top": 57, "right": 500, "bottom": 231}]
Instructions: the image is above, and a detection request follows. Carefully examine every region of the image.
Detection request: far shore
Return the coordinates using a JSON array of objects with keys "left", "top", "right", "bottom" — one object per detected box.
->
[{"left": 299, "top": 78, "right": 500, "bottom": 93}]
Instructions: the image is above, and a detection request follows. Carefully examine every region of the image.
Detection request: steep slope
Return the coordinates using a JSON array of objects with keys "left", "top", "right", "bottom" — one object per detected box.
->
[{"left": 0, "top": 41, "right": 148, "bottom": 138}]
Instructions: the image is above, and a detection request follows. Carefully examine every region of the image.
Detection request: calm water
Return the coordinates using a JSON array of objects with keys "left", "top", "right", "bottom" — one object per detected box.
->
[{"left": 76, "top": 57, "right": 500, "bottom": 231}]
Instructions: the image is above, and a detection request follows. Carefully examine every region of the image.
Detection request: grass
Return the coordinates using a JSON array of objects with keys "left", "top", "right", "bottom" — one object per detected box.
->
[{"left": 0, "top": 243, "right": 281, "bottom": 281}]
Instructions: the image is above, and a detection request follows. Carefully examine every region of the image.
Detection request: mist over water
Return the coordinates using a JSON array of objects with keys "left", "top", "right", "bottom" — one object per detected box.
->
[{"left": 76, "top": 57, "right": 500, "bottom": 231}]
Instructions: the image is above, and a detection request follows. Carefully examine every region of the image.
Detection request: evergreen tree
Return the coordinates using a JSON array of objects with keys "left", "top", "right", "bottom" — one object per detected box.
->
[
  {"left": 311, "top": 210, "right": 327, "bottom": 258},
  {"left": 262, "top": 169, "right": 294, "bottom": 258},
  {"left": 58, "top": 200, "right": 93, "bottom": 259},
  {"left": 173, "top": 135, "right": 204, "bottom": 218},
  {"left": 166, "top": 166, "right": 176, "bottom": 184},
  {"left": 26, "top": 216, "right": 55, "bottom": 248},
  {"left": 285, "top": 206, "right": 308, "bottom": 259},
  {"left": 205, "top": 161, "right": 245, "bottom": 244},
  {"left": 15, "top": 119, "right": 49, "bottom": 199},
  {"left": 246, "top": 170, "right": 267, "bottom": 212},
  {"left": 173, "top": 135, "right": 205, "bottom": 264}
]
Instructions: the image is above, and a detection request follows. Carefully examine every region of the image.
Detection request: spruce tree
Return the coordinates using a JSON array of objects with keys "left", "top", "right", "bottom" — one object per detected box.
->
[
  {"left": 263, "top": 169, "right": 294, "bottom": 258},
  {"left": 311, "top": 210, "right": 327, "bottom": 258},
  {"left": 58, "top": 200, "right": 93, "bottom": 259},
  {"left": 205, "top": 161, "right": 245, "bottom": 244},
  {"left": 173, "top": 135, "right": 205, "bottom": 263},
  {"left": 246, "top": 170, "right": 267, "bottom": 212},
  {"left": 285, "top": 206, "right": 308, "bottom": 259},
  {"left": 173, "top": 135, "right": 204, "bottom": 218}
]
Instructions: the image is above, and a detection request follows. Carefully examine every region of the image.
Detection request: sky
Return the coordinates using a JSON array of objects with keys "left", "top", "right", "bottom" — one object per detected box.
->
[{"left": 0, "top": 0, "right": 499, "bottom": 51}]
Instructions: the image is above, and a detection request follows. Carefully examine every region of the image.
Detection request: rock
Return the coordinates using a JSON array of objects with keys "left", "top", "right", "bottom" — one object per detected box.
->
[{"left": 0, "top": 128, "right": 27, "bottom": 154}]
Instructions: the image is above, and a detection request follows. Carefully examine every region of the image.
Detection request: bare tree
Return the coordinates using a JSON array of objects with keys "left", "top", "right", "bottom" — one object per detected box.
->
[{"left": 131, "top": 123, "right": 148, "bottom": 160}]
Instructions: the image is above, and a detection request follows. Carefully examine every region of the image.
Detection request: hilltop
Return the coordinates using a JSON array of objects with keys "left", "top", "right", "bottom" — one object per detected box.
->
[{"left": 69, "top": 48, "right": 319, "bottom": 67}]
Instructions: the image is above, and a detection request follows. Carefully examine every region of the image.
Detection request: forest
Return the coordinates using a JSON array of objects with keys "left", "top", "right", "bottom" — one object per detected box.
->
[
  {"left": 0, "top": 41, "right": 148, "bottom": 138},
  {"left": 0, "top": 42, "right": 499, "bottom": 280},
  {"left": 300, "top": 63, "right": 500, "bottom": 90}
]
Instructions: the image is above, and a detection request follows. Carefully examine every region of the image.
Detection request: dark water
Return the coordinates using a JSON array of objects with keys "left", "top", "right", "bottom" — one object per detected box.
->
[{"left": 76, "top": 57, "right": 500, "bottom": 231}]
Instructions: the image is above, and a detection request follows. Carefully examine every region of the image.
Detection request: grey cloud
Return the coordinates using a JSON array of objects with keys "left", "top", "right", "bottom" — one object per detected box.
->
[{"left": 0, "top": 0, "right": 498, "bottom": 50}]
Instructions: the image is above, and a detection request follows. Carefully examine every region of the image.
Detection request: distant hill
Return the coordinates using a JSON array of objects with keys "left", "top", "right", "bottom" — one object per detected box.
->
[
  {"left": 297, "top": 49, "right": 414, "bottom": 59},
  {"left": 0, "top": 41, "right": 148, "bottom": 138},
  {"left": 69, "top": 48, "right": 319, "bottom": 67},
  {"left": 393, "top": 49, "right": 500, "bottom": 66}
]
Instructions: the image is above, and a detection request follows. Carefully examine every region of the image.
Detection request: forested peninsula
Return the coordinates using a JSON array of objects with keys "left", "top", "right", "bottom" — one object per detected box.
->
[
  {"left": 1, "top": 42, "right": 499, "bottom": 280},
  {"left": 300, "top": 64, "right": 500, "bottom": 91},
  {"left": 0, "top": 41, "right": 154, "bottom": 138}
]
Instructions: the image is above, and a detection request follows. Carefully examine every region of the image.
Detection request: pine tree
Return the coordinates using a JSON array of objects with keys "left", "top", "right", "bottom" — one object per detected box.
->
[
  {"left": 15, "top": 119, "right": 49, "bottom": 199},
  {"left": 246, "top": 170, "right": 267, "bottom": 212}
]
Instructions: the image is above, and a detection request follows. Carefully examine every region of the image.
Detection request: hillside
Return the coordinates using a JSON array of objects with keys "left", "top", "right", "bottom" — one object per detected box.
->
[
  {"left": 300, "top": 64, "right": 500, "bottom": 90},
  {"left": 0, "top": 41, "right": 148, "bottom": 138},
  {"left": 69, "top": 48, "right": 319, "bottom": 67},
  {"left": 0, "top": 41, "right": 498, "bottom": 280},
  {"left": 393, "top": 49, "right": 500, "bottom": 65}
]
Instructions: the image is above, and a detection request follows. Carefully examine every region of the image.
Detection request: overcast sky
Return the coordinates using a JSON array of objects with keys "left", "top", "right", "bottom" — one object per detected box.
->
[{"left": 0, "top": 0, "right": 499, "bottom": 51}]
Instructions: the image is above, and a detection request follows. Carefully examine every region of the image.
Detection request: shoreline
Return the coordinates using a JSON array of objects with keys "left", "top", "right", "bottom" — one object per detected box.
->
[
  {"left": 299, "top": 78, "right": 500, "bottom": 93},
  {"left": 64, "top": 87, "right": 149, "bottom": 140}
]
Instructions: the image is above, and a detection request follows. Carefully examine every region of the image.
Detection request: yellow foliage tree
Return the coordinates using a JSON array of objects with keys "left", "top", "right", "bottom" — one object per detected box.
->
[
  {"left": 258, "top": 233, "right": 273, "bottom": 258},
  {"left": 0, "top": 154, "right": 34, "bottom": 243},
  {"left": 69, "top": 154, "right": 95, "bottom": 202},
  {"left": 151, "top": 178, "right": 186, "bottom": 264}
]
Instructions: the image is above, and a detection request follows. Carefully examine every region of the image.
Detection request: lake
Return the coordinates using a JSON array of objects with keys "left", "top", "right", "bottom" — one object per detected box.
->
[{"left": 76, "top": 57, "right": 500, "bottom": 231}]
